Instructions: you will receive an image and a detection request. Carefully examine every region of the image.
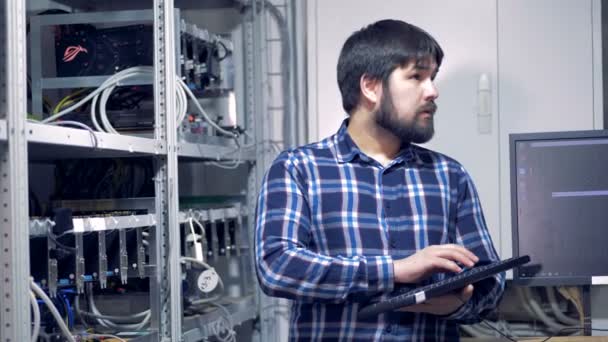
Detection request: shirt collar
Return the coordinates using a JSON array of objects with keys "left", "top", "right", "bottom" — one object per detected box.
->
[
  {"left": 334, "top": 119, "right": 359, "bottom": 163},
  {"left": 334, "top": 119, "right": 422, "bottom": 166}
]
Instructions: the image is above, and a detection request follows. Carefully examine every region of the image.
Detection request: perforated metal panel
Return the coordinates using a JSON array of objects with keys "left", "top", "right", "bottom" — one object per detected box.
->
[
  {"left": 152, "top": 0, "right": 182, "bottom": 340},
  {"left": 0, "top": 0, "right": 30, "bottom": 341}
]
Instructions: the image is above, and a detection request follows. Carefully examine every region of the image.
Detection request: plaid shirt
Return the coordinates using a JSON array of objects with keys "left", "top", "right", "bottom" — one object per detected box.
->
[{"left": 255, "top": 120, "right": 505, "bottom": 341}]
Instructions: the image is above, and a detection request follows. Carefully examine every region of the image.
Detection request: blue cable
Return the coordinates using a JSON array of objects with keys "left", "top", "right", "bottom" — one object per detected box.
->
[{"left": 58, "top": 291, "right": 75, "bottom": 329}]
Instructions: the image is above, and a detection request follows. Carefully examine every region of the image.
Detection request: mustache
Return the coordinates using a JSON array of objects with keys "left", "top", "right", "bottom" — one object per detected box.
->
[{"left": 417, "top": 102, "right": 437, "bottom": 115}]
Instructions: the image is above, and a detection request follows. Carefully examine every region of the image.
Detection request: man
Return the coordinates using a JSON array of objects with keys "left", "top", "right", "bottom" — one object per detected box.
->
[{"left": 255, "top": 19, "right": 505, "bottom": 341}]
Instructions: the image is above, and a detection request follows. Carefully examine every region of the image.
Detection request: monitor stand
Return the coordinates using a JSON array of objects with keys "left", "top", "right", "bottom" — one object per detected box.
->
[{"left": 582, "top": 285, "right": 591, "bottom": 335}]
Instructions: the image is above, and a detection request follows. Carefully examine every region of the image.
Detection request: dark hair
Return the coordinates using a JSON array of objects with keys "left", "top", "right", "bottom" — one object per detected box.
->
[{"left": 337, "top": 19, "right": 444, "bottom": 114}]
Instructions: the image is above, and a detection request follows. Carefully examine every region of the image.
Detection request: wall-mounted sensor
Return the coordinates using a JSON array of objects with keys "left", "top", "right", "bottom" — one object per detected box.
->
[{"left": 477, "top": 73, "right": 492, "bottom": 134}]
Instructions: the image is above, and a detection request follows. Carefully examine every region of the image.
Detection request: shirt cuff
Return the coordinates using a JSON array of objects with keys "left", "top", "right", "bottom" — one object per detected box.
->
[{"left": 361, "top": 255, "right": 394, "bottom": 293}]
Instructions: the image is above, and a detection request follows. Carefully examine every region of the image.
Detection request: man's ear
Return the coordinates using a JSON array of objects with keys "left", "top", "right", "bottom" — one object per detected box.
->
[{"left": 359, "top": 74, "right": 382, "bottom": 107}]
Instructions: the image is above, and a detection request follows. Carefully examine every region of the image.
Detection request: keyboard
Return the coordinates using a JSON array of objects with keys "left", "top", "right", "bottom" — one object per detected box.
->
[{"left": 357, "top": 255, "right": 530, "bottom": 319}]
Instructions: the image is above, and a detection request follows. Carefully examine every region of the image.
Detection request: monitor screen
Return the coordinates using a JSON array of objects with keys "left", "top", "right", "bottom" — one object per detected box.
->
[{"left": 510, "top": 130, "right": 608, "bottom": 286}]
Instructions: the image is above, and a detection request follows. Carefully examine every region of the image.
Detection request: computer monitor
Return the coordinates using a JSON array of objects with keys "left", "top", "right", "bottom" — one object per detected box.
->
[{"left": 510, "top": 130, "right": 608, "bottom": 286}]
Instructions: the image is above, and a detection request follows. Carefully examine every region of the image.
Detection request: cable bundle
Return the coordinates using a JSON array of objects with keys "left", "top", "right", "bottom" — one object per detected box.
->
[{"left": 41, "top": 66, "right": 239, "bottom": 141}]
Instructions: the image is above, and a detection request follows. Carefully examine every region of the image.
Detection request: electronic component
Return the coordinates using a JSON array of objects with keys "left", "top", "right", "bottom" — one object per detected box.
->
[{"left": 55, "top": 24, "right": 154, "bottom": 77}]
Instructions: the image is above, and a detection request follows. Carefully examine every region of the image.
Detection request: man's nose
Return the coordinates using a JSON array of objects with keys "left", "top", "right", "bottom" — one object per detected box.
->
[{"left": 424, "top": 80, "right": 439, "bottom": 101}]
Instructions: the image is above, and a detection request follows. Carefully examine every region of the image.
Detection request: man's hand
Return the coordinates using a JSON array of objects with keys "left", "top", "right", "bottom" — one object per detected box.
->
[
  {"left": 397, "top": 284, "right": 474, "bottom": 316},
  {"left": 393, "top": 244, "right": 478, "bottom": 284}
]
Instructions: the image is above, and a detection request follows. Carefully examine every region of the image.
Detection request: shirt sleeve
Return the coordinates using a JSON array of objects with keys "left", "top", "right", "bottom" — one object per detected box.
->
[
  {"left": 442, "top": 167, "right": 506, "bottom": 323},
  {"left": 254, "top": 152, "right": 395, "bottom": 302}
]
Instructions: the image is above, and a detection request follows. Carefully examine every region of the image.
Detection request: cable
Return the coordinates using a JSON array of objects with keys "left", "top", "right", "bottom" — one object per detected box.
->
[
  {"left": 54, "top": 88, "right": 89, "bottom": 114},
  {"left": 30, "top": 290, "right": 40, "bottom": 342},
  {"left": 190, "top": 216, "right": 206, "bottom": 236},
  {"left": 75, "top": 283, "right": 150, "bottom": 331},
  {"left": 47, "top": 226, "right": 77, "bottom": 253},
  {"left": 546, "top": 287, "right": 580, "bottom": 326},
  {"left": 39, "top": 65, "right": 247, "bottom": 167},
  {"left": 47, "top": 120, "right": 99, "bottom": 149},
  {"left": 41, "top": 66, "right": 242, "bottom": 149},
  {"left": 177, "top": 77, "right": 239, "bottom": 140},
  {"left": 86, "top": 289, "right": 151, "bottom": 330},
  {"left": 208, "top": 148, "right": 243, "bottom": 169},
  {"left": 454, "top": 291, "right": 605, "bottom": 342},
  {"left": 77, "top": 306, "right": 150, "bottom": 323},
  {"left": 208, "top": 302, "right": 236, "bottom": 342},
  {"left": 81, "top": 333, "right": 127, "bottom": 342},
  {"left": 522, "top": 287, "right": 574, "bottom": 333},
  {"left": 180, "top": 256, "right": 216, "bottom": 273},
  {"left": 478, "top": 320, "right": 517, "bottom": 341},
  {"left": 59, "top": 290, "right": 75, "bottom": 329},
  {"left": 30, "top": 280, "right": 76, "bottom": 342},
  {"left": 187, "top": 217, "right": 205, "bottom": 261}
]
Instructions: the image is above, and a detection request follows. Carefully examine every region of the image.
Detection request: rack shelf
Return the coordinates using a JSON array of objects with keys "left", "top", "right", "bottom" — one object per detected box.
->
[
  {"left": 40, "top": 75, "right": 154, "bottom": 90},
  {"left": 29, "top": 214, "right": 157, "bottom": 236},
  {"left": 27, "top": 121, "right": 166, "bottom": 160},
  {"left": 50, "top": 0, "right": 240, "bottom": 11},
  {"left": 178, "top": 141, "right": 256, "bottom": 161}
]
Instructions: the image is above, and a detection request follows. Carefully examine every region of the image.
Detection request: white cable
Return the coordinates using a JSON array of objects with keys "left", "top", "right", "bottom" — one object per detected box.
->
[
  {"left": 523, "top": 287, "right": 574, "bottom": 333},
  {"left": 96, "top": 67, "right": 155, "bottom": 135},
  {"left": 546, "top": 287, "right": 580, "bottom": 326},
  {"left": 187, "top": 217, "right": 204, "bottom": 261},
  {"left": 180, "top": 256, "right": 216, "bottom": 273},
  {"left": 208, "top": 303, "right": 236, "bottom": 342},
  {"left": 87, "top": 290, "right": 150, "bottom": 330},
  {"left": 190, "top": 216, "right": 206, "bottom": 236},
  {"left": 78, "top": 308, "right": 150, "bottom": 322},
  {"left": 30, "top": 290, "right": 40, "bottom": 342},
  {"left": 42, "top": 66, "right": 245, "bottom": 161},
  {"left": 47, "top": 120, "right": 99, "bottom": 148},
  {"left": 176, "top": 76, "right": 189, "bottom": 125},
  {"left": 177, "top": 77, "right": 238, "bottom": 139},
  {"left": 208, "top": 148, "right": 243, "bottom": 169},
  {"left": 42, "top": 66, "right": 146, "bottom": 123},
  {"left": 30, "top": 280, "right": 76, "bottom": 342}
]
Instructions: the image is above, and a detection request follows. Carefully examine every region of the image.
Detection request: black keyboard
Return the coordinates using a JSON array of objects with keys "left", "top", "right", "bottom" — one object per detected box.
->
[{"left": 358, "top": 255, "right": 530, "bottom": 319}]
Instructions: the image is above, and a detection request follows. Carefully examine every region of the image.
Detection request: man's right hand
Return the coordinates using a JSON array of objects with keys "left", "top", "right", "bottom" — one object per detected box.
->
[{"left": 393, "top": 244, "right": 479, "bottom": 284}]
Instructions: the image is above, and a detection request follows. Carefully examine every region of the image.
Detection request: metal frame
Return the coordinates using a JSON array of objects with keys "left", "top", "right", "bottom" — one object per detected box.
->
[
  {"left": 0, "top": 0, "right": 287, "bottom": 340},
  {"left": 27, "top": 121, "right": 166, "bottom": 157},
  {"left": 0, "top": 0, "right": 31, "bottom": 341},
  {"left": 151, "top": 0, "right": 182, "bottom": 340}
]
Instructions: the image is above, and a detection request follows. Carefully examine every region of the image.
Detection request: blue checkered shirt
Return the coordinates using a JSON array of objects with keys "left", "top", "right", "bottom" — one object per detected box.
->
[{"left": 255, "top": 120, "right": 505, "bottom": 341}]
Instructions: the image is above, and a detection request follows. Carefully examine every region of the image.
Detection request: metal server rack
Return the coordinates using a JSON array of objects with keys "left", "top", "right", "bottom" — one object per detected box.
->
[{"left": 0, "top": 0, "right": 278, "bottom": 341}]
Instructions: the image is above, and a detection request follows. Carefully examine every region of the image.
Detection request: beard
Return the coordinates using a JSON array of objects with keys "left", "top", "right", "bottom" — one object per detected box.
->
[{"left": 374, "top": 91, "right": 436, "bottom": 144}]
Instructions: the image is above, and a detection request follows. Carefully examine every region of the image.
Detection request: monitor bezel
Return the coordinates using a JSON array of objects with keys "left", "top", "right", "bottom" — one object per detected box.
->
[{"left": 510, "top": 129, "right": 608, "bottom": 286}]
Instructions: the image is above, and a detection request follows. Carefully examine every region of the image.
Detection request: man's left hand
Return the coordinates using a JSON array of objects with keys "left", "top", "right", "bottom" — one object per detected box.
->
[{"left": 397, "top": 284, "right": 474, "bottom": 316}]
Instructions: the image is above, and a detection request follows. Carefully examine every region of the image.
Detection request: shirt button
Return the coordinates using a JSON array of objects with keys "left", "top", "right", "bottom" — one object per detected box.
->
[
  {"left": 390, "top": 239, "right": 398, "bottom": 248},
  {"left": 385, "top": 325, "right": 393, "bottom": 333}
]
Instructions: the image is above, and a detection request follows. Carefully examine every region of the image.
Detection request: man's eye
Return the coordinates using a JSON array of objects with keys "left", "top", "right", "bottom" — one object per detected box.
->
[{"left": 411, "top": 74, "right": 421, "bottom": 80}]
